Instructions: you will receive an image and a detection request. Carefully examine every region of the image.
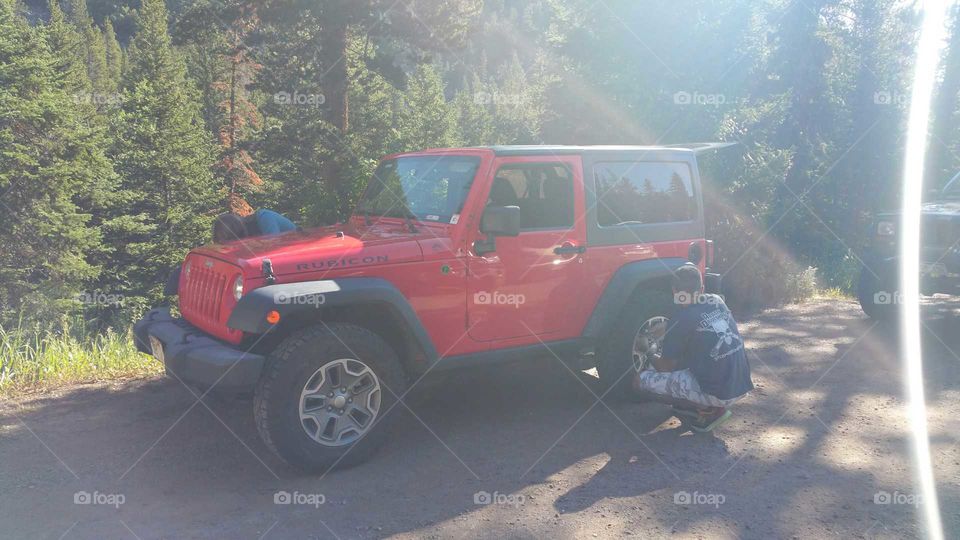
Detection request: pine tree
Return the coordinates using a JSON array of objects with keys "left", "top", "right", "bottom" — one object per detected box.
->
[
  {"left": 87, "top": 27, "right": 109, "bottom": 94},
  {"left": 102, "top": 19, "right": 122, "bottom": 92},
  {"left": 45, "top": 0, "right": 116, "bottom": 203},
  {"left": 174, "top": 1, "right": 264, "bottom": 214},
  {"left": 67, "top": 0, "right": 110, "bottom": 95},
  {"left": 0, "top": 0, "right": 112, "bottom": 323},
  {"left": 45, "top": 0, "right": 89, "bottom": 93},
  {"left": 928, "top": 5, "right": 960, "bottom": 186},
  {"left": 453, "top": 73, "right": 495, "bottom": 145},
  {"left": 107, "top": 0, "right": 218, "bottom": 313},
  {"left": 174, "top": 0, "right": 230, "bottom": 140},
  {"left": 215, "top": 5, "right": 263, "bottom": 214},
  {"left": 256, "top": 0, "right": 482, "bottom": 219},
  {"left": 394, "top": 65, "right": 459, "bottom": 150},
  {"left": 490, "top": 51, "right": 540, "bottom": 143}
]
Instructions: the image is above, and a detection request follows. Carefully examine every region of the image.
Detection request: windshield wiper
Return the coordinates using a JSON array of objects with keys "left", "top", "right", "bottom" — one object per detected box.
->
[
  {"left": 354, "top": 204, "right": 374, "bottom": 225},
  {"left": 397, "top": 207, "right": 420, "bottom": 232},
  {"left": 358, "top": 205, "right": 420, "bottom": 232}
]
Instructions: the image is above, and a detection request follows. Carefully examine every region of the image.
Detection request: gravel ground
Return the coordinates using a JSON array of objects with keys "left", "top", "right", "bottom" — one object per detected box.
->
[{"left": 1, "top": 297, "right": 958, "bottom": 539}]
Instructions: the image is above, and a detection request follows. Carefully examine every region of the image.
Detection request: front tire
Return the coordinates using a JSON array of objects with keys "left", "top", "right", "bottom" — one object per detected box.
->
[
  {"left": 254, "top": 323, "right": 406, "bottom": 473},
  {"left": 596, "top": 289, "right": 674, "bottom": 401}
]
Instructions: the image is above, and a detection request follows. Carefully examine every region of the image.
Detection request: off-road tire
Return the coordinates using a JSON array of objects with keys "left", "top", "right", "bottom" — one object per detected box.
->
[
  {"left": 596, "top": 288, "right": 675, "bottom": 402},
  {"left": 856, "top": 268, "right": 896, "bottom": 320},
  {"left": 254, "top": 323, "right": 406, "bottom": 473}
]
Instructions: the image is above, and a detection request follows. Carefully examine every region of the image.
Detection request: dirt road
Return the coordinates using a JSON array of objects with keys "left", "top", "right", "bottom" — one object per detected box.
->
[{"left": 1, "top": 298, "right": 958, "bottom": 539}]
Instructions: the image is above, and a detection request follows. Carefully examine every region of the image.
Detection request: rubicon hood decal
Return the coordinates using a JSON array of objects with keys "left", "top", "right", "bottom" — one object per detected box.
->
[{"left": 296, "top": 255, "right": 390, "bottom": 271}]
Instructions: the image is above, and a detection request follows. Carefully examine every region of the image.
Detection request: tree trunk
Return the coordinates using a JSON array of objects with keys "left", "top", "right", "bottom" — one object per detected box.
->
[
  {"left": 325, "top": 25, "right": 349, "bottom": 133},
  {"left": 228, "top": 57, "right": 238, "bottom": 211},
  {"left": 320, "top": 23, "right": 351, "bottom": 220}
]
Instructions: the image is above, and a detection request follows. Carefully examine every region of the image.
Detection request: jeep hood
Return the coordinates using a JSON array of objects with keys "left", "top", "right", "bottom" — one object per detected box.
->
[{"left": 193, "top": 221, "right": 430, "bottom": 277}]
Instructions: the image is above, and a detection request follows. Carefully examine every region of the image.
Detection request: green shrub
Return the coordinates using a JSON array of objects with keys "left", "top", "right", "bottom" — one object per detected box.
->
[
  {"left": 785, "top": 266, "right": 819, "bottom": 303},
  {"left": 0, "top": 320, "right": 159, "bottom": 396}
]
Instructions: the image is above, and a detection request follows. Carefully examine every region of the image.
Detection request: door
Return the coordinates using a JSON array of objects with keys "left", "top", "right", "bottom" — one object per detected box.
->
[{"left": 466, "top": 155, "right": 587, "bottom": 342}]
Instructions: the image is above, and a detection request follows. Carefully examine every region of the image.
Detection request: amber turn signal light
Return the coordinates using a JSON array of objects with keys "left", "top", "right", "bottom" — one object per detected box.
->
[{"left": 266, "top": 310, "right": 281, "bottom": 324}]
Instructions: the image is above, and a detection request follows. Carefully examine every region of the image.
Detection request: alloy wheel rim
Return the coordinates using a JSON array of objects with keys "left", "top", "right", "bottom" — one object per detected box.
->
[
  {"left": 299, "top": 358, "right": 382, "bottom": 447},
  {"left": 631, "top": 316, "right": 668, "bottom": 372}
]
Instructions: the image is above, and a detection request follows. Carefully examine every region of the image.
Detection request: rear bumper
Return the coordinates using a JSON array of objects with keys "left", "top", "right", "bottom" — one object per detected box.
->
[
  {"left": 704, "top": 271, "right": 722, "bottom": 295},
  {"left": 133, "top": 307, "right": 265, "bottom": 391}
]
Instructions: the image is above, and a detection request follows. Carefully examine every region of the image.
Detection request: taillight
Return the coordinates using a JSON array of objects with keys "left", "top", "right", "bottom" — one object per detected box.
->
[{"left": 688, "top": 241, "right": 704, "bottom": 265}]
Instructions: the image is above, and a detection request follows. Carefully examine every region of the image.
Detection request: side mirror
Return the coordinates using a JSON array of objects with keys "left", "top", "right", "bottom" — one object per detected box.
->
[
  {"left": 480, "top": 205, "right": 521, "bottom": 237},
  {"left": 475, "top": 205, "right": 520, "bottom": 255}
]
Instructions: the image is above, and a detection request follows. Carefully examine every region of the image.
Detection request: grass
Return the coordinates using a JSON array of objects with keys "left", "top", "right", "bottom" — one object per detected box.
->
[
  {"left": 0, "top": 321, "right": 161, "bottom": 398},
  {"left": 816, "top": 287, "right": 855, "bottom": 300}
]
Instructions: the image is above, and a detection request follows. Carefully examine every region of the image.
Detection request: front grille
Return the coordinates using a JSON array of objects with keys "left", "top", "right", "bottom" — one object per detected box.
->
[
  {"left": 182, "top": 264, "right": 227, "bottom": 324},
  {"left": 923, "top": 216, "right": 960, "bottom": 250},
  {"left": 178, "top": 254, "right": 242, "bottom": 343}
]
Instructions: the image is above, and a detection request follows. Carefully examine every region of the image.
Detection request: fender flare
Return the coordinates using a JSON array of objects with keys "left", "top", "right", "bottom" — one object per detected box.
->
[
  {"left": 227, "top": 277, "right": 438, "bottom": 361},
  {"left": 581, "top": 257, "right": 688, "bottom": 339}
]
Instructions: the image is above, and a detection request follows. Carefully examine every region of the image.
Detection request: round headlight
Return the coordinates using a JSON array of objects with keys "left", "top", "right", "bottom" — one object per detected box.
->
[
  {"left": 877, "top": 221, "right": 895, "bottom": 236},
  {"left": 233, "top": 275, "right": 244, "bottom": 301}
]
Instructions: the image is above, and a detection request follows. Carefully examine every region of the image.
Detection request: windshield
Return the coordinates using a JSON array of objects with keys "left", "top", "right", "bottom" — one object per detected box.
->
[{"left": 355, "top": 155, "right": 481, "bottom": 224}]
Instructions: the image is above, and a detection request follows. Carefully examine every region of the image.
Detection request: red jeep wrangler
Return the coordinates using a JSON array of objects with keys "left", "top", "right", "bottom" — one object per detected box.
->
[{"left": 134, "top": 145, "right": 720, "bottom": 471}]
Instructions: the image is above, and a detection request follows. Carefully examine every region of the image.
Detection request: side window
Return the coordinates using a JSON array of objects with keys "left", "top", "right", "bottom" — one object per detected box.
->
[
  {"left": 594, "top": 161, "right": 695, "bottom": 226},
  {"left": 489, "top": 163, "right": 575, "bottom": 230}
]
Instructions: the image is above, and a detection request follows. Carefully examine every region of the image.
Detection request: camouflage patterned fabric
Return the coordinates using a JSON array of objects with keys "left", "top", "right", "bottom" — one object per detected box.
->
[{"left": 635, "top": 368, "right": 741, "bottom": 407}]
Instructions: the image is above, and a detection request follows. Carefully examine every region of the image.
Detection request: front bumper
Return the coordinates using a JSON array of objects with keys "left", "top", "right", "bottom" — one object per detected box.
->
[
  {"left": 863, "top": 251, "right": 960, "bottom": 295},
  {"left": 133, "top": 307, "right": 265, "bottom": 391}
]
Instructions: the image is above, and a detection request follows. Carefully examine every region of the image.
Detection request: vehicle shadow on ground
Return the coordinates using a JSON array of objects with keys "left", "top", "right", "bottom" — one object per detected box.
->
[{"left": 1, "top": 298, "right": 959, "bottom": 539}]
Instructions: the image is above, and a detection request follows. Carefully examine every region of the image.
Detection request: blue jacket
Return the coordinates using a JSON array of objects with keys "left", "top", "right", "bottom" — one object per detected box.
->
[{"left": 254, "top": 209, "right": 296, "bottom": 235}]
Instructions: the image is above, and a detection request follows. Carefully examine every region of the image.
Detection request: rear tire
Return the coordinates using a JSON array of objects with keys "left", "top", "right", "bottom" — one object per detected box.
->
[
  {"left": 596, "top": 289, "right": 675, "bottom": 402},
  {"left": 857, "top": 267, "right": 896, "bottom": 320},
  {"left": 254, "top": 323, "right": 406, "bottom": 473}
]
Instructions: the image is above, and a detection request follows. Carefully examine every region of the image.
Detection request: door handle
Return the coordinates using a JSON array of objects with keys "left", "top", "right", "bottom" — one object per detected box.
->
[{"left": 554, "top": 245, "right": 586, "bottom": 255}]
